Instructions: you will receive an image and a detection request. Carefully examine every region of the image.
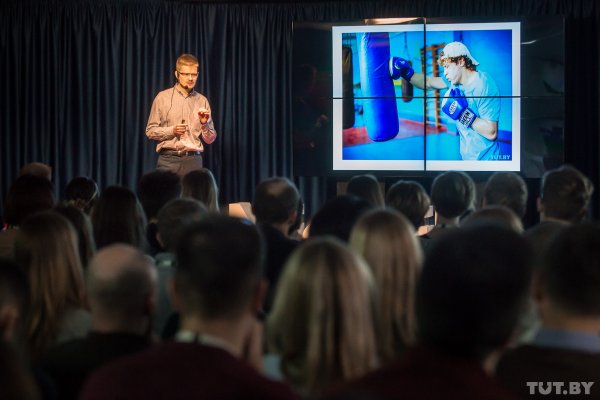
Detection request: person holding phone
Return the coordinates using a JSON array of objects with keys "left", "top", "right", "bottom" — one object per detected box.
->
[
  {"left": 390, "top": 42, "right": 501, "bottom": 161},
  {"left": 146, "top": 54, "right": 217, "bottom": 176}
]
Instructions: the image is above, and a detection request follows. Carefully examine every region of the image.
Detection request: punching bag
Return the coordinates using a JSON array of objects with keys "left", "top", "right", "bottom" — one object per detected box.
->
[
  {"left": 402, "top": 61, "right": 414, "bottom": 102},
  {"left": 358, "top": 32, "right": 399, "bottom": 142},
  {"left": 342, "top": 46, "right": 355, "bottom": 129}
]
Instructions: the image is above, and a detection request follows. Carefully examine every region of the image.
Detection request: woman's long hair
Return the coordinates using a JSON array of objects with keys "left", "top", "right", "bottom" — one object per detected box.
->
[
  {"left": 350, "top": 209, "right": 423, "bottom": 363},
  {"left": 268, "top": 237, "right": 378, "bottom": 396},
  {"left": 14, "top": 211, "right": 86, "bottom": 361}
]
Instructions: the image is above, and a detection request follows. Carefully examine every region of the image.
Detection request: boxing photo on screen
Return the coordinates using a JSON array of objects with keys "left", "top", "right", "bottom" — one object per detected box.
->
[{"left": 332, "top": 21, "right": 521, "bottom": 172}]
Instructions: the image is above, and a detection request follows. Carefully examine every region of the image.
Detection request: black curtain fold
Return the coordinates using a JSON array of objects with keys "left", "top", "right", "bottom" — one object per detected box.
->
[{"left": 1, "top": 0, "right": 598, "bottom": 218}]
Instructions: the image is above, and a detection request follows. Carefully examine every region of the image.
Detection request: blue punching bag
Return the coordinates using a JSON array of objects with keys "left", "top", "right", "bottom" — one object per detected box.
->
[{"left": 358, "top": 32, "right": 399, "bottom": 142}]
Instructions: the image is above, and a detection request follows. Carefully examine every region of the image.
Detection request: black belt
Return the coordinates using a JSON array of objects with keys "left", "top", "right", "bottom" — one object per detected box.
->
[{"left": 160, "top": 150, "right": 202, "bottom": 157}]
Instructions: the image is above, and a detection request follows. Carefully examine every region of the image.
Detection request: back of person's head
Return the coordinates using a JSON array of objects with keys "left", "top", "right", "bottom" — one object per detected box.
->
[
  {"left": 64, "top": 176, "right": 99, "bottom": 214},
  {"left": 309, "top": 195, "right": 372, "bottom": 242},
  {"left": 416, "top": 225, "right": 533, "bottom": 360},
  {"left": 349, "top": 209, "right": 422, "bottom": 362},
  {"left": 175, "top": 215, "right": 263, "bottom": 320},
  {"left": 87, "top": 244, "right": 157, "bottom": 326},
  {"left": 157, "top": 198, "right": 207, "bottom": 252},
  {"left": 4, "top": 175, "right": 55, "bottom": 226},
  {"left": 252, "top": 177, "right": 300, "bottom": 225},
  {"left": 461, "top": 205, "right": 524, "bottom": 233},
  {"left": 539, "top": 165, "right": 594, "bottom": 223},
  {"left": 346, "top": 174, "right": 384, "bottom": 207},
  {"left": 54, "top": 205, "right": 96, "bottom": 270},
  {"left": 430, "top": 171, "right": 475, "bottom": 219},
  {"left": 137, "top": 170, "right": 182, "bottom": 221},
  {"left": 14, "top": 211, "right": 85, "bottom": 359},
  {"left": 182, "top": 168, "right": 220, "bottom": 212},
  {"left": 268, "top": 237, "right": 377, "bottom": 395},
  {"left": 483, "top": 172, "right": 528, "bottom": 218},
  {"left": 0, "top": 258, "right": 29, "bottom": 342},
  {"left": 91, "top": 186, "right": 147, "bottom": 250},
  {"left": 385, "top": 180, "right": 430, "bottom": 229},
  {"left": 538, "top": 223, "right": 600, "bottom": 317},
  {"left": 19, "top": 162, "right": 52, "bottom": 181}
]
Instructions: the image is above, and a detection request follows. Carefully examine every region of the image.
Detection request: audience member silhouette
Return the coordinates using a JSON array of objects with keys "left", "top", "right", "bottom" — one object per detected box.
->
[
  {"left": 537, "top": 164, "right": 594, "bottom": 224},
  {"left": 326, "top": 225, "right": 533, "bottom": 399},
  {"left": 0, "top": 175, "right": 55, "bottom": 258},
  {"left": 19, "top": 162, "right": 52, "bottom": 181},
  {"left": 81, "top": 215, "right": 297, "bottom": 399},
  {"left": 461, "top": 205, "right": 524, "bottom": 233},
  {"left": 64, "top": 177, "right": 99, "bottom": 215},
  {"left": 346, "top": 174, "right": 385, "bottom": 207},
  {"left": 425, "top": 171, "right": 475, "bottom": 240},
  {"left": 309, "top": 195, "right": 372, "bottom": 242},
  {"left": 41, "top": 244, "right": 156, "bottom": 400},
  {"left": 385, "top": 180, "right": 431, "bottom": 230},
  {"left": 14, "top": 211, "right": 90, "bottom": 362},
  {"left": 137, "top": 170, "right": 182, "bottom": 255},
  {"left": 154, "top": 198, "right": 207, "bottom": 335},
  {"left": 483, "top": 172, "right": 528, "bottom": 219},
  {"left": 252, "top": 177, "right": 301, "bottom": 313},
  {"left": 267, "top": 237, "right": 378, "bottom": 397},
  {"left": 527, "top": 165, "right": 594, "bottom": 265},
  {"left": 182, "top": 168, "right": 220, "bottom": 212},
  {"left": 349, "top": 209, "right": 423, "bottom": 363},
  {"left": 496, "top": 223, "right": 600, "bottom": 398},
  {"left": 91, "top": 186, "right": 147, "bottom": 251},
  {"left": 54, "top": 205, "right": 96, "bottom": 270}
]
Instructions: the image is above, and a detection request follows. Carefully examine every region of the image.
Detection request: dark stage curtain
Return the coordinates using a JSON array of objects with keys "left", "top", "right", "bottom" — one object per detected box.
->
[{"left": 1, "top": 0, "right": 598, "bottom": 218}]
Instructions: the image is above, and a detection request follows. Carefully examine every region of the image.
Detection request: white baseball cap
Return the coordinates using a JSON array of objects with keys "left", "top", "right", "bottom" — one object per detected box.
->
[{"left": 440, "top": 42, "right": 479, "bottom": 66}]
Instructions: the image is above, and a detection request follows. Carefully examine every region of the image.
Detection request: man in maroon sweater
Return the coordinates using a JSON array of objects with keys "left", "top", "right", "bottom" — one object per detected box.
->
[{"left": 81, "top": 215, "right": 298, "bottom": 400}]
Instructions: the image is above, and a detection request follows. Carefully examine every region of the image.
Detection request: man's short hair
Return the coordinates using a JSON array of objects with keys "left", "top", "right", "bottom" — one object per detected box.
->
[
  {"left": 309, "top": 195, "right": 372, "bottom": 242},
  {"left": 137, "top": 170, "right": 182, "bottom": 220},
  {"left": 157, "top": 198, "right": 207, "bottom": 252},
  {"left": 484, "top": 172, "right": 528, "bottom": 218},
  {"left": 539, "top": 223, "right": 600, "bottom": 316},
  {"left": 416, "top": 225, "right": 533, "bottom": 360},
  {"left": 87, "top": 245, "right": 156, "bottom": 320},
  {"left": 346, "top": 174, "right": 385, "bottom": 207},
  {"left": 252, "top": 177, "right": 300, "bottom": 225},
  {"left": 540, "top": 165, "right": 594, "bottom": 223},
  {"left": 430, "top": 171, "right": 475, "bottom": 219},
  {"left": 176, "top": 54, "right": 199, "bottom": 70},
  {"left": 175, "top": 215, "right": 264, "bottom": 319},
  {"left": 386, "top": 180, "right": 431, "bottom": 229}
]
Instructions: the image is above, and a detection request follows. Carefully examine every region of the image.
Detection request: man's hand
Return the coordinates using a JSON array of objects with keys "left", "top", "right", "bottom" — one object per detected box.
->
[
  {"left": 198, "top": 107, "right": 210, "bottom": 125},
  {"left": 389, "top": 57, "right": 415, "bottom": 81},
  {"left": 173, "top": 124, "right": 187, "bottom": 137},
  {"left": 441, "top": 88, "right": 477, "bottom": 128}
]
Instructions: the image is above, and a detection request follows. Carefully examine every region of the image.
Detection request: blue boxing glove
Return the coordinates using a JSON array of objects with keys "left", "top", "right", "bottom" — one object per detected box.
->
[
  {"left": 389, "top": 57, "right": 414, "bottom": 81},
  {"left": 441, "top": 88, "right": 477, "bottom": 128}
]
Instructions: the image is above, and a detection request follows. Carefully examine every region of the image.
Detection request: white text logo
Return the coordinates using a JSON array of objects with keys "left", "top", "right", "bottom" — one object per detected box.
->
[{"left": 526, "top": 382, "right": 594, "bottom": 396}]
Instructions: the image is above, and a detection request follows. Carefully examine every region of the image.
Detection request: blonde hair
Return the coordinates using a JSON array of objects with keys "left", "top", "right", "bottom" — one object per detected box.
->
[
  {"left": 349, "top": 209, "right": 423, "bottom": 364},
  {"left": 267, "top": 237, "right": 378, "bottom": 396},
  {"left": 14, "top": 211, "right": 86, "bottom": 360},
  {"left": 176, "top": 53, "right": 199, "bottom": 70}
]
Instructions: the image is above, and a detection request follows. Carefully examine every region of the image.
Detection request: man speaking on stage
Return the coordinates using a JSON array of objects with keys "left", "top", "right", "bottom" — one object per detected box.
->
[{"left": 146, "top": 53, "right": 217, "bottom": 176}]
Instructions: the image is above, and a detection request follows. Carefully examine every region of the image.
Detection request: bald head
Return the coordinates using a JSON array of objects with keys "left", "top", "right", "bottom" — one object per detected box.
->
[
  {"left": 88, "top": 244, "right": 157, "bottom": 327},
  {"left": 19, "top": 162, "right": 52, "bottom": 181}
]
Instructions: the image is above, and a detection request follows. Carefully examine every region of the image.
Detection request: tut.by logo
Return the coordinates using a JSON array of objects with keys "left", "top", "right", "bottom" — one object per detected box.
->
[{"left": 527, "top": 382, "right": 594, "bottom": 396}]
